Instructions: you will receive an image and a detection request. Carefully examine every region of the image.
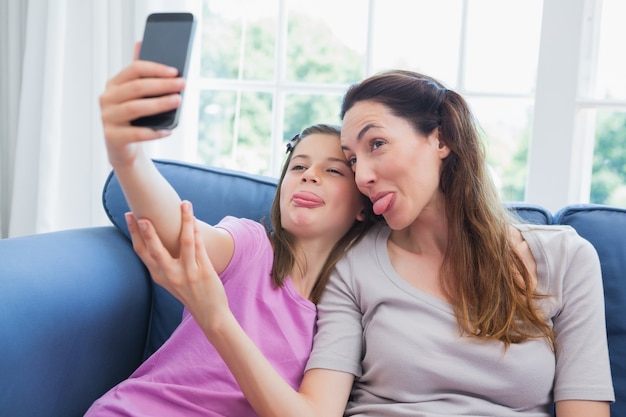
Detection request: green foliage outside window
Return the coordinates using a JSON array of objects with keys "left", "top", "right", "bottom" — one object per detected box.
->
[{"left": 592, "top": 112, "right": 626, "bottom": 206}]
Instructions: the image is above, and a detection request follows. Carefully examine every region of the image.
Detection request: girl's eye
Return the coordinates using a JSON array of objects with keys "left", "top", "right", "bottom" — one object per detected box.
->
[
  {"left": 291, "top": 164, "right": 306, "bottom": 171},
  {"left": 327, "top": 168, "right": 345, "bottom": 175}
]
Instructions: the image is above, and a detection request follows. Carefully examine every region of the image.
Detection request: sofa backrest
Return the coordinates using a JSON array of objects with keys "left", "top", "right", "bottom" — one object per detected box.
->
[
  {"left": 506, "top": 202, "right": 553, "bottom": 225},
  {"left": 103, "top": 159, "right": 278, "bottom": 358}
]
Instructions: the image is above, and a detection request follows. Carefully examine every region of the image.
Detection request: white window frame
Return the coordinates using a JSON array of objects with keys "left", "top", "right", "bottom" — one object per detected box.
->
[{"left": 195, "top": 0, "right": 626, "bottom": 212}]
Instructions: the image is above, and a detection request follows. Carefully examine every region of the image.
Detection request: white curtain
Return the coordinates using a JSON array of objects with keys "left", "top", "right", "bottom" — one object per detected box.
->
[{"left": 0, "top": 0, "right": 201, "bottom": 238}]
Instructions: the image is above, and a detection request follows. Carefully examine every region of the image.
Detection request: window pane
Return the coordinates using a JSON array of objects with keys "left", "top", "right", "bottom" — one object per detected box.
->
[
  {"left": 464, "top": 0, "right": 543, "bottom": 94},
  {"left": 201, "top": 0, "right": 278, "bottom": 80},
  {"left": 371, "top": 0, "right": 463, "bottom": 88},
  {"left": 468, "top": 97, "right": 533, "bottom": 201},
  {"left": 198, "top": 90, "right": 273, "bottom": 175},
  {"left": 594, "top": 0, "right": 626, "bottom": 100},
  {"left": 591, "top": 110, "right": 626, "bottom": 207},
  {"left": 286, "top": 0, "right": 366, "bottom": 83},
  {"left": 282, "top": 93, "right": 343, "bottom": 138}
]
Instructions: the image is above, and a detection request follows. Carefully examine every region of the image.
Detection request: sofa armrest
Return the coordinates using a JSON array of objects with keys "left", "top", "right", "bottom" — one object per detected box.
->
[{"left": 0, "top": 227, "right": 152, "bottom": 417}]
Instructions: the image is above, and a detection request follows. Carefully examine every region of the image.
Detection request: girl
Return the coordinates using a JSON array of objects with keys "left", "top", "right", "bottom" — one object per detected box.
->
[{"left": 84, "top": 56, "right": 374, "bottom": 416}]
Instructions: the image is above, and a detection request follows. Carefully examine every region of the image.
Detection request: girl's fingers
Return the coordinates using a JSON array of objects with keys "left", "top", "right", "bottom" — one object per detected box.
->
[
  {"left": 179, "top": 201, "right": 197, "bottom": 269},
  {"left": 133, "top": 41, "right": 142, "bottom": 61},
  {"left": 107, "top": 60, "right": 178, "bottom": 87},
  {"left": 127, "top": 212, "right": 159, "bottom": 272},
  {"left": 102, "top": 76, "right": 185, "bottom": 109},
  {"left": 136, "top": 217, "right": 171, "bottom": 268},
  {"left": 101, "top": 91, "right": 182, "bottom": 127},
  {"left": 127, "top": 212, "right": 147, "bottom": 255},
  {"left": 100, "top": 61, "right": 183, "bottom": 125}
]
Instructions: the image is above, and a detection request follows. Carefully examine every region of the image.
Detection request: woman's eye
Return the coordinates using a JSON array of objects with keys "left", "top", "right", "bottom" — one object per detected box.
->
[
  {"left": 347, "top": 156, "right": 357, "bottom": 167},
  {"left": 371, "top": 139, "right": 385, "bottom": 150}
]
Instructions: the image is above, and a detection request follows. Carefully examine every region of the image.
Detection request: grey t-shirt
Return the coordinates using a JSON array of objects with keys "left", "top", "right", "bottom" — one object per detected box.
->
[{"left": 306, "top": 223, "right": 614, "bottom": 416}]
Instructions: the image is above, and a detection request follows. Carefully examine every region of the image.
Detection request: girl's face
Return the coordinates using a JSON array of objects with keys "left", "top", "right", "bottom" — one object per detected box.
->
[
  {"left": 341, "top": 100, "right": 450, "bottom": 230},
  {"left": 279, "top": 133, "right": 365, "bottom": 243}
]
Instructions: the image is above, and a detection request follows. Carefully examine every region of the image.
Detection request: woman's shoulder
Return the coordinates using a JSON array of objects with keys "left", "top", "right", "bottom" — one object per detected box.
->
[
  {"left": 336, "top": 223, "right": 392, "bottom": 279},
  {"left": 513, "top": 223, "right": 593, "bottom": 254},
  {"left": 514, "top": 223, "right": 600, "bottom": 292}
]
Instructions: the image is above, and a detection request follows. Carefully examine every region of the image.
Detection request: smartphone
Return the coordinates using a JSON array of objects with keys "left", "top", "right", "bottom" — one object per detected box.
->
[{"left": 131, "top": 12, "right": 197, "bottom": 130}]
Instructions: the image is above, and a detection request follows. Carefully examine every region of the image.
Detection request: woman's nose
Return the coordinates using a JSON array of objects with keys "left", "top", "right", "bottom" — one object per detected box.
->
[{"left": 354, "top": 159, "right": 375, "bottom": 188}]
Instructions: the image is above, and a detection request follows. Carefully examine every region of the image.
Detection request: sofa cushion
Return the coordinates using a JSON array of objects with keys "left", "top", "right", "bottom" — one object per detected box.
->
[
  {"left": 555, "top": 204, "right": 626, "bottom": 415},
  {"left": 102, "top": 159, "right": 278, "bottom": 358}
]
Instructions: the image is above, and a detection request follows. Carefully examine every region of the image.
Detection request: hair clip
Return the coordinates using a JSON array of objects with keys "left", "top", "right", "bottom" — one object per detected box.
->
[{"left": 285, "top": 133, "right": 300, "bottom": 154}]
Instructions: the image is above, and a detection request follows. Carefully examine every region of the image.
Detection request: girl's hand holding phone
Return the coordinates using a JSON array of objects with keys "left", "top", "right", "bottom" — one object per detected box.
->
[{"left": 100, "top": 12, "right": 196, "bottom": 167}]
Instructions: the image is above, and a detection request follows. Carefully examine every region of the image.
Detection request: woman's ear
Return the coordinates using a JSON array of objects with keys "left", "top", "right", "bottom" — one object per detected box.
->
[
  {"left": 436, "top": 130, "right": 451, "bottom": 158},
  {"left": 438, "top": 142, "right": 451, "bottom": 159}
]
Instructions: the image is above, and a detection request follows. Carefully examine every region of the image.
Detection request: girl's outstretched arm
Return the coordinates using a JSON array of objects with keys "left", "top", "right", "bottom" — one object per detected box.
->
[
  {"left": 101, "top": 56, "right": 185, "bottom": 256},
  {"left": 127, "top": 201, "right": 354, "bottom": 417},
  {"left": 101, "top": 44, "right": 230, "bottom": 266}
]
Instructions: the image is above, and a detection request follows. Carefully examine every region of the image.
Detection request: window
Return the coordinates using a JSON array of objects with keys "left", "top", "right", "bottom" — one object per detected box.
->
[
  {"left": 194, "top": 0, "right": 626, "bottom": 209},
  {"left": 197, "top": 0, "right": 365, "bottom": 177},
  {"left": 588, "top": 0, "right": 626, "bottom": 206}
]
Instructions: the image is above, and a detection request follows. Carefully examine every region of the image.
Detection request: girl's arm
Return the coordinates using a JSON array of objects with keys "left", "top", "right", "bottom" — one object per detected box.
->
[
  {"left": 101, "top": 45, "right": 230, "bottom": 269},
  {"left": 127, "top": 201, "right": 355, "bottom": 417},
  {"left": 100, "top": 46, "right": 183, "bottom": 255}
]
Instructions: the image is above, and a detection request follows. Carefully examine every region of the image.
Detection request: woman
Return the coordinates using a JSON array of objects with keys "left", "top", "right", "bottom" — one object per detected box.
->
[
  {"left": 132, "top": 70, "right": 614, "bottom": 416},
  {"left": 84, "top": 53, "right": 375, "bottom": 416}
]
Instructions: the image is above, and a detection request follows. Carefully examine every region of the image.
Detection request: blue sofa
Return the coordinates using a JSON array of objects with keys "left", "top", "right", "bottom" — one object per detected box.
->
[{"left": 1, "top": 159, "right": 624, "bottom": 416}]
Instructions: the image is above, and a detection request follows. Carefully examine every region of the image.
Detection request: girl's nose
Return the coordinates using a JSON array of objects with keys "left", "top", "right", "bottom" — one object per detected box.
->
[{"left": 302, "top": 166, "right": 320, "bottom": 183}]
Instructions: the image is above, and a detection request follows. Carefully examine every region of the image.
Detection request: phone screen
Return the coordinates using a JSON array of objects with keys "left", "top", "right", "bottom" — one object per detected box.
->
[{"left": 131, "top": 13, "right": 196, "bottom": 129}]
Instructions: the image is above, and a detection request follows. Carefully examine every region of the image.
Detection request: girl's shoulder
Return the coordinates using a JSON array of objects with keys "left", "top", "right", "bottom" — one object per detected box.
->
[{"left": 216, "top": 216, "right": 269, "bottom": 241}]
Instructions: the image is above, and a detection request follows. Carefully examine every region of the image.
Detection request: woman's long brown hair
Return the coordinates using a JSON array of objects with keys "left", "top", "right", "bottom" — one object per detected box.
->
[
  {"left": 268, "top": 123, "right": 377, "bottom": 304},
  {"left": 341, "top": 71, "right": 554, "bottom": 348}
]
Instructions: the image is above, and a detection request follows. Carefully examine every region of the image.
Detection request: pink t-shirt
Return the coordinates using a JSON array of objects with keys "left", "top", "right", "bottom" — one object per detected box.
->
[{"left": 85, "top": 217, "right": 317, "bottom": 416}]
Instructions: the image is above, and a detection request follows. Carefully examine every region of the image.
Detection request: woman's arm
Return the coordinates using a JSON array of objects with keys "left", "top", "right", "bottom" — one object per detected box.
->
[
  {"left": 127, "top": 201, "right": 354, "bottom": 417},
  {"left": 555, "top": 400, "right": 610, "bottom": 417},
  {"left": 551, "top": 232, "right": 614, "bottom": 415}
]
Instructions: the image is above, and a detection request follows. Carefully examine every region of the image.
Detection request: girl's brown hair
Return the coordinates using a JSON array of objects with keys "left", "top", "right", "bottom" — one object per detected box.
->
[
  {"left": 341, "top": 70, "right": 554, "bottom": 348},
  {"left": 268, "top": 123, "right": 377, "bottom": 304}
]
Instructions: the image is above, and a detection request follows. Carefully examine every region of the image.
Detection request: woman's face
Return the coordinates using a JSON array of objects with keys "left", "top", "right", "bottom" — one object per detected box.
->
[{"left": 341, "top": 100, "right": 450, "bottom": 230}]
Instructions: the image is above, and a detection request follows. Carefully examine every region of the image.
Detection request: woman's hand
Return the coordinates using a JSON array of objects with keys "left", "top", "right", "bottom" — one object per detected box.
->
[
  {"left": 100, "top": 43, "right": 185, "bottom": 167},
  {"left": 126, "top": 201, "right": 230, "bottom": 330}
]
